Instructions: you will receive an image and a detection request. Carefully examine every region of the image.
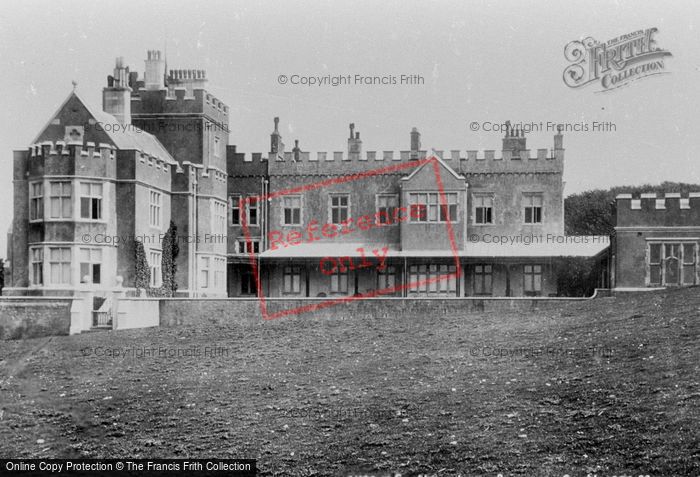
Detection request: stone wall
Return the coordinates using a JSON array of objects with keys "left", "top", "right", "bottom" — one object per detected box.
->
[{"left": 0, "top": 297, "right": 74, "bottom": 339}]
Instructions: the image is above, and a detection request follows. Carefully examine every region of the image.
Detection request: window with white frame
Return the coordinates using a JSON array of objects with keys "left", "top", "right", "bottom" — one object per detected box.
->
[
  {"left": 200, "top": 256, "right": 210, "bottom": 288},
  {"left": 237, "top": 239, "right": 260, "bottom": 254},
  {"left": 30, "top": 247, "right": 43, "bottom": 285},
  {"left": 230, "top": 195, "right": 241, "bottom": 225},
  {"left": 48, "top": 247, "right": 71, "bottom": 285},
  {"left": 409, "top": 193, "right": 457, "bottom": 223},
  {"left": 408, "top": 264, "right": 457, "bottom": 295},
  {"left": 330, "top": 194, "right": 350, "bottom": 224},
  {"left": 80, "top": 182, "right": 103, "bottom": 220},
  {"left": 247, "top": 198, "right": 259, "bottom": 226},
  {"left": 283, "top": 265, "right": 302, "bottom": 294},
  {"left": 376, "top": 194, "right": 398, "bottom": 225},
  {"left": 330, "top": 268, "right": 349, "bottom": 294},
  {"left": 149, "top": 191, "right": 162, "bottom": 228},
  {"left": 149, "top": 250, "right": 162, "bottom": 288},
  {"left": 473, "top": 264, "right": 492, "bottom": 295},
  {"left": 523, "top": 193, "right": 543, "bottom": 224},
  {"left": 283, "top": 196, "right": 302, "bottom": 225},
  {"left": 79, "top": 247, "right": 102, "bottom": 284},
  {"left": 648, "top": 242, "right": 697, "bottom": 286},
  {"left": 377, "top": 265, "right": 397, "bottom": 290},
  {"left": 213, "top": 200, "right": 226, "bottom": 235},
  {"left": 523, "top": 264, "right": 543, "bottom": 296},
  {"left": 49, "top": 182, "right": 72, "bottom": 219},
  {"left": 473, "top": 194, "right": 494, "bottom": 225},
  {"left": 29, "top": 182, "right": 43, "bottom": 221}
]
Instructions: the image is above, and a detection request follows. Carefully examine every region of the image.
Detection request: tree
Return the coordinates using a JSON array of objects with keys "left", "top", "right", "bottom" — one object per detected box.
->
[
  {"left": 134, "top": 241, "right": 151, "bottom": 292},
  {"left": 0, "top": 258, "right": 4, "bottom": 294},
  {"left": 160, "top": 221, "right": 180, "bottom": 297}
]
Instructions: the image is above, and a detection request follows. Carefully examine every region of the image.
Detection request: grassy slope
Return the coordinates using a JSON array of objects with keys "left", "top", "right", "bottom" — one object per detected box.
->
[{"left": 0, "top": 288, "right": 698, "bottom": 476}]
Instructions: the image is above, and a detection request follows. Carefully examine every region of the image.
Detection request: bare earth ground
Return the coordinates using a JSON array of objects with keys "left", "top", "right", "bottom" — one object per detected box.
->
[{"left": 0, "top": 288, "right": 698, "bottom": 476}]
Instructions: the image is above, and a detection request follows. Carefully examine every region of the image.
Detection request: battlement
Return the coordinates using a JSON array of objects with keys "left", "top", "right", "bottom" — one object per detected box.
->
[
  {"left": 616, "top": 192, "right": 700, "bottom": 210},
  {"left": 168, "top": 68, "right": 207, "bottom": 81},
  {"left": 26, "top": 140, "right": 174, "bottom": 169},
  {"left": 131, "top": 88, "right": 229, "bottom": 119}
]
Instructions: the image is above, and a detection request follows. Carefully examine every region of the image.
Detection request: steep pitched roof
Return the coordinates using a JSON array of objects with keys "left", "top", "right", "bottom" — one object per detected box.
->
[
  {"left": 400, "top": 154, "right": 465, "bottom": 182},
  {"left": 31, "top": 90, "right": 176, "bottom": 165}
]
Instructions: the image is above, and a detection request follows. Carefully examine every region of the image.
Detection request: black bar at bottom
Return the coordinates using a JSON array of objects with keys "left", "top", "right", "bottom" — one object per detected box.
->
[{"left": 0, "top": 459, "right": 257, "bottom": 476}]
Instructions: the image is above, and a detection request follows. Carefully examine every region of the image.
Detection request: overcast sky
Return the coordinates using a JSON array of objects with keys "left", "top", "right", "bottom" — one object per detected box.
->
[{"left": 1, "top": 0, "right": 699, "bottom": 259}]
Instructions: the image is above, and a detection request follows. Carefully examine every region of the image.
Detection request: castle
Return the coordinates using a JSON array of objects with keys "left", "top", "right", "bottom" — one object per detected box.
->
[{"left": 12, "top": 49, "right": 695, "bottom": 300}]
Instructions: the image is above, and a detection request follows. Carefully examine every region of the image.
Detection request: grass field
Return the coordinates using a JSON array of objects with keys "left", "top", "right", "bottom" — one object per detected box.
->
[{"left": 1, "top": 288, "right": 698, "bottom": 476}]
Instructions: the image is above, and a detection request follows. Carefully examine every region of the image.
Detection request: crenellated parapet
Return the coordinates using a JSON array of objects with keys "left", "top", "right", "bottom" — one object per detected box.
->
[{"left": 616, "top": 192, "right": 700, "bottom": 227}]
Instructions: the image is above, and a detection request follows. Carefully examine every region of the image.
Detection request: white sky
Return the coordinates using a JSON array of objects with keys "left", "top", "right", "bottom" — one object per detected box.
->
[{"left": 1, "top": 0, "right": 699, "bottom": 259}]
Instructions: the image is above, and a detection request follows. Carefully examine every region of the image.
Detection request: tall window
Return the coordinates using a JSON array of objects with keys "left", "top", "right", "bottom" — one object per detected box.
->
[
  {"left": 409, "top": 193, "right": 457, "bottom": 222},
  {"left": 523, "top": 264, "right": 543, "bottom": 296},
  {"left": 473, "top": 264, "right": 492, "bottom": 295},
  {"left": 283, "top": 196, "right": 302, "bottom": 225},
  {"left": 649, "top": 242, "right": 697, "bottom": 286},
  {"left": 80, "top": 182, "right": 102, "bottom": 220},
  {"left": 283, "top": 266, "right": 302, "bottom": 294},
  {"left": 213, "top": 200, "right": 226, "bottom": 235},
  {"left": 523, "top": 193, "right": 543, "bottom": 224},
  {"left": 231, "top": 195, "right": 241, "bottom": 225},
  {"left": 30, "top": 247, "right": 43, "bottom": 285},
  {"left": 214, "top": 136, "right": 221, "bottom": 158},
  {"left": 473, "top": 194, "right": 493, "bottom": 225},
  {"left": 30, "top": 182, "right": 43, "bottom": 221},
  {"left": 376, "top": 194, "right": 398, "bottom": 225},
  {"left": 49, "top": 182, "right": 72, "bottom": 219},
  {"left": 330, "top": 268, "right": 348, "bottom": 294},
  {"left": 330, "top": 195, "right": 350, "bottom": 224},
  {"left": 247, "top": 198, "right": 258, "bottom": 226},
  {"left": 377, "top": 265, "right": 397, "bottom": 290},
  {"left": 241, "top": 267, "right": 256, "bottom": 295},
  {"left": 200, "top": 256, "right": 210, "bottom": 288},
  {"left": 408, "top": 264, "right": 457, "bottom": 295},
  {"left": 79, "top": 248, "right": 102, "bottom": 284},
  {"left": 149, "top": 191, "right": 162, "bottom": 228},
  {"left": 48, "top": 247, "right": 71, "bottom": 285},
  {"left": 149, "top": 251, "right": 162, "bottom": 288}
]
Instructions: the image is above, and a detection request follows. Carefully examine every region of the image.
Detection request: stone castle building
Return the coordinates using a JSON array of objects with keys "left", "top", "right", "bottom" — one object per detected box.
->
[{"left": 5, "top": 50, "right": 612, "bottom": 299}]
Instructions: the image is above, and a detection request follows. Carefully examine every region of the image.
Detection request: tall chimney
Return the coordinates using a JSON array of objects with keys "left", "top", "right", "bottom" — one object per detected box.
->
[
  {"left": 103, "top": 57, "right": 132, "bottom": 124},
  {"left": 348, "top": 123, "right": 362, "bottom": 157},
  {"left": 410, "top": 127, "right": 421, "bottom": 160},
  {"left": 270, "top": 117, "right": 285, "bottom": 156},
  {"left": 144, "top": 50, "right": 165, "bottom": 90},
  {"left": 554, "top": 125, "right": 564, "bottom": 160}
]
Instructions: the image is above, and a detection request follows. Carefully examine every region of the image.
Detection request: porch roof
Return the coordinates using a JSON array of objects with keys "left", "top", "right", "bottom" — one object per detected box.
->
[{"left": 258, "top": 236, "right": 610, "bottom": 259}]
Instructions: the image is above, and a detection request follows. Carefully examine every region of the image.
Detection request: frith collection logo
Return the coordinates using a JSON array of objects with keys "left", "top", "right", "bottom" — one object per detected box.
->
[{"left": 563, "top": 28, "right": 672, "bottom": 92}]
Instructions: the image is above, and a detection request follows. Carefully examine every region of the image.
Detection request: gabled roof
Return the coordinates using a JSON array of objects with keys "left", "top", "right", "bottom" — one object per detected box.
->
[
  {"left": 401, "top": 154, "right": 465, "bottom": 182},
  {"left": 31, "top": 90, "right": 176, "bottom": 165}
]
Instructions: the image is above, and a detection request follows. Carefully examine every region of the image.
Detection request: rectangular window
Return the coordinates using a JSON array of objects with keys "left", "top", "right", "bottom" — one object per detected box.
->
[
  {"left": 523, "top": 264, "right": 543, "bottom": 296},
  {"left": 149, "top": 190, "right": 162, "bottom": 228},
  {"left": 649, "top": 241, "right": 697, "bottom": 286},
  {"left": 214, "top": 136, "right": 221, "bottom": 158},
  {"left": 213, "top": 200, "right": 226, "bottom": 235},
  {"left": 214, "top": 257, "right": 226, "bottom": 289},
  {"left": 409, "top": 193, "right": 457, "bottom": 223},
  {"left": 283, "top": 196, "right": 302, "bottom": 225},
  {"left": 377, "top": 265, "right": 397, "bottom": 290},
  {"left": 283, "top": 265, "right": 302, "bottom": 294},
  {"left": 408, "top": 264, "right": 457, "bottom": 295},
  {"left": 330, "top": 194, "right": 350, "bottom": 224},
  {"left": 80, "top": 182, "right": 102, "bottom": 220},
  {"left": 649, "top": 242, "right": 662, "bottom": 285},
  {"left": 376, "top": 194, "right": 398, "bottom": 225},
  {"left": 30, "top": 182, "right": 43, "bottom": 221},
  {"left": 48, "top": 247, "right": 71, "bottom": 285},
  {"left": 524, "top": 193, "right": 543, "bottom": 224},
  {"left": 79, "top": 248, "right": 102, "bottom": 284},
  {"left": 200, "top": 256, "right": 210, "bottom": 288},
  {"left": 473, "top": 264, "right": 493, "bottom": 295},
  {"left": 330, "top": 268, "right": 349, "bottom": 294},
  {"left": 231, "top": 195, "right": 241, "bottom": 225},
  {"left": 30, "top": 247, "right": 43, "bottom": 285},
  {"left": 247, "top": 198, "right": 259, "bottom": 226},
  {"left": 682, "top": 243, "right": 696, "bottom": 285},
  {"left": 149, "top": 251, "right": 161, "bottom": 288},
  {"left": 474, "top": 194, "right": 493, "bottom": 225},
  {"left": 237, "top": 239, "right": 260, "bottom": 254},
  {"left": 49, "top": 182, "right": 72, "bottom": 219}
]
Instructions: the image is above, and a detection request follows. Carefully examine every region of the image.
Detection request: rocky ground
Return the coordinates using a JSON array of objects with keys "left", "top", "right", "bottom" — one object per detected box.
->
[{"left": 0, "top": 288, "right": 698, "bottom": 476}]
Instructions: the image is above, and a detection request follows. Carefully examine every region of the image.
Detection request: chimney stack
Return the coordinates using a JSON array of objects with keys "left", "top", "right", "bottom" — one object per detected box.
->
[
  {"left": 144, "top": 50, "right": 165, "bottom": 90},
  {"left": 103, "top": 57, "right": 132, "bottom": 124},
  {"left": 270, "top": 117, "right": 285, "bottom": 156},
  {"left": 348, "top": 123, "right": 362, "bottom": 157}
]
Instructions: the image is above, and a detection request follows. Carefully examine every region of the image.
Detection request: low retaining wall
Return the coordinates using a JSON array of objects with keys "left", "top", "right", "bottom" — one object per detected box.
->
[
  {"left": 0, "top": 297, "right": 74, "bottom": 339},
  {"left": 159, "top": 293, "right": 601, "bottom": 326},
  {"left": 115, "top": 299, "right": 160, "bottom": 330}
]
